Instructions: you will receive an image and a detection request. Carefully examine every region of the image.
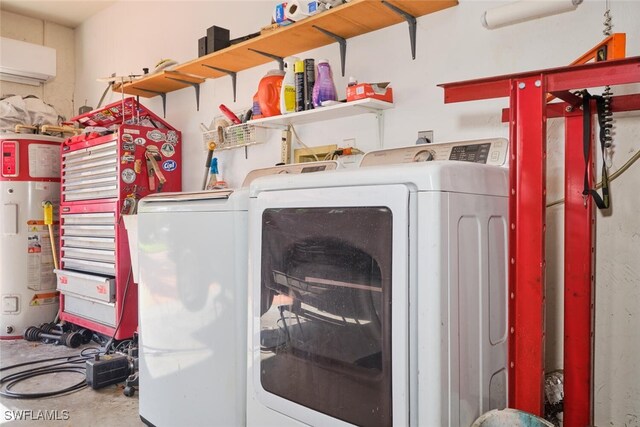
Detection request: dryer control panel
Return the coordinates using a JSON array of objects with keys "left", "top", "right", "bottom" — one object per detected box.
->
[{"left": 360, "top": 138, "right": 508, "bottom": 167}]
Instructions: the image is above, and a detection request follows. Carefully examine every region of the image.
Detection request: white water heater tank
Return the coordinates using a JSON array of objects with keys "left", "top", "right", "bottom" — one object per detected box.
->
[{"left": 1, "top": 133, "right": 62, "bottom": 339}]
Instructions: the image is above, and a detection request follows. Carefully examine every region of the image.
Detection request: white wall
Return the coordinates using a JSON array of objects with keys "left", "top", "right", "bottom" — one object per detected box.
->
[
  {"left": 0, "top": 10, "right": 75, "bottom": 120},
  {"left": 75, "top": 0, "right": 640, "bottom": 423}
]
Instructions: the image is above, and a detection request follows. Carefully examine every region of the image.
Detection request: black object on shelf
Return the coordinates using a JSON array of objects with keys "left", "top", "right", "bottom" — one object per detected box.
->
[
  {"left": 207, "top": 26, "right": 230, "bottom": 53},
  {"left": 198, "top": 37, "right": 208, "bottom": 57}
]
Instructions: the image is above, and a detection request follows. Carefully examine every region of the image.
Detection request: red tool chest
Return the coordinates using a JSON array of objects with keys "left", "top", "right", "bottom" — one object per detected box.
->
[{"left": 56, "top": 98, "right": 181, "bottom": 339}]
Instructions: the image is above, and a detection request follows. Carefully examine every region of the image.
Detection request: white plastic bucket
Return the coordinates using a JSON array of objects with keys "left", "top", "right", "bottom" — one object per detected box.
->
[{"left": 472, "top": 409, "right": 555, "bottom": 427}]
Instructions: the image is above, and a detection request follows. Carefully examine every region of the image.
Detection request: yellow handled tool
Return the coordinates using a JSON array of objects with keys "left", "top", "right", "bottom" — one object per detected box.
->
[{"left": 42, "top": 201, "right": 58, "bottom": 270}]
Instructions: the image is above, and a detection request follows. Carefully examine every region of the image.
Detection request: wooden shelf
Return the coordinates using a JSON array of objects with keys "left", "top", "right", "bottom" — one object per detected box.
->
[
  {"left": 115, "top": 0, "right": 457, "bottom": 99},
  {"left": 248, "top": 98, "right": 394, "bottom": 127},
  {"left": 115, "top": 71, "right": 204, "bottom": 98}
]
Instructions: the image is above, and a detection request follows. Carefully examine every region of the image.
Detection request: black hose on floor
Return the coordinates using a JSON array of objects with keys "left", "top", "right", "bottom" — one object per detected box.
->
[{"left": 0, "top": 347, "right": 103, "bottom": 399}]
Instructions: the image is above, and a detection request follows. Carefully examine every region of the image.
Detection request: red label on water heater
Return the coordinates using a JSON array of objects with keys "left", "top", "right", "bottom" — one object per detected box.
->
[{"left": 1, "top": 141, "right": 19, "bottom": 177}]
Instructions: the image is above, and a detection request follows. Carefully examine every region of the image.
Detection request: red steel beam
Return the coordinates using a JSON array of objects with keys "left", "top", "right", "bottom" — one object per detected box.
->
[
  {"left": 563, "top": 110, "right": 595, "bottom": 427},
  {"left": 546, "top": 60, "right": 640, "bottom": 92},
  {"left": 508, "top": 75, "right": 547, "bottom": 415},
  {"left": 439, "top": 56, "right": 640, "bottom": 104},
  {"left": 501, "top": 93, "right": 640, "bottom": 122}
]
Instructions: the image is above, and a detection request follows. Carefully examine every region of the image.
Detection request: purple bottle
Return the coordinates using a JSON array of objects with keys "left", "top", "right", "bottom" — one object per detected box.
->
[{"left": 312, "top": 59, "right": 337, "bottom": 107}]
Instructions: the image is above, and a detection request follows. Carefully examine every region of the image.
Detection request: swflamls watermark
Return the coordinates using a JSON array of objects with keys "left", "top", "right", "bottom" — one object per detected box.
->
[{"left": 4, "top": 409, "right": 70, "bottom": 421}]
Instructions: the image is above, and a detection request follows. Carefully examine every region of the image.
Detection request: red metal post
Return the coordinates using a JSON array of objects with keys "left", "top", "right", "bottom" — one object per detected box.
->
[
  {"left": 508, "top": 75, "right": 547, "bottom": 415},
  {"left": 440, "top": 57, "right": 640, "bottom": 418},
  {"left": 563, "top": 110, "right": 595, "bottom": 426}
]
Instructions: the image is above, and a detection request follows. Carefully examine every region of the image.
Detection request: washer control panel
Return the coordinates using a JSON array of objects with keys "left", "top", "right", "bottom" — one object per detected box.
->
[
  {"left": 242, "top": 160, "right": 339, "bottom": 186},
  {"left": 360, "top": 138, "right": 508, "bottom": 167}
]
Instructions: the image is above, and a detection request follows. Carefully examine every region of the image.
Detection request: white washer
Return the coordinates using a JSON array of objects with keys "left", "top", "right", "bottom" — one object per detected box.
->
[
  {"left": 136, "top": 161, "right": 338, "bottom": 427},
  {"left": 247, "top": 139, "right": 509, "bottom": 426}
]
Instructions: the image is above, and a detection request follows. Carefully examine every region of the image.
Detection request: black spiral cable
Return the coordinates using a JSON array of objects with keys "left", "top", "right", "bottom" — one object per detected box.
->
[
  {"left": 600, "top": 86, "right": 614, "bottom": 148},
  {"left": 601, "top": 0, "right": 614, "bottom": 149},
  {"left": 0, "top": 347, "right": 103, "bottom": 399}
]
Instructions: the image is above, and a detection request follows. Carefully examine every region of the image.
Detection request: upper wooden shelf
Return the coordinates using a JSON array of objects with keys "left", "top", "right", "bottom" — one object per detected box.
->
[
  {"left": 114, "top": 71, "right": 205, "bottom": 98},
  {"left": 115, "top": 0, "right": 457, "bottom": 99}
]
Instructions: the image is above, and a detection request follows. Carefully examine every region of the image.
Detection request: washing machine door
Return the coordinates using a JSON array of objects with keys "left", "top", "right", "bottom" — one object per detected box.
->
[{"left": 249, "top": 184, "right": 411, "bottom": 427}]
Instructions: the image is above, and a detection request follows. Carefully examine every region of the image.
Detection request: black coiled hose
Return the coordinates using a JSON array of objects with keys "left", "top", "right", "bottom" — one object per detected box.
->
[{"left": 0, "top": 347, "right": 103, "bottom": 399}]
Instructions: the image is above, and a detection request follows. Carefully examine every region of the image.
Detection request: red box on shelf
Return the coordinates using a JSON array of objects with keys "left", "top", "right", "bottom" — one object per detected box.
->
[{"left": 346, "top": 82, "right": 393, "bottom": 103}]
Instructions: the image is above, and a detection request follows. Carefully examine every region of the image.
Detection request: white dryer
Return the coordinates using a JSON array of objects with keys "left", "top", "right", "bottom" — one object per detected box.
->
[
  {"left": 247, "top": 139, "right": 509, "bottom": 426},
  {"left": 136, "top": 161, "right": 338, "bottom": 427}
]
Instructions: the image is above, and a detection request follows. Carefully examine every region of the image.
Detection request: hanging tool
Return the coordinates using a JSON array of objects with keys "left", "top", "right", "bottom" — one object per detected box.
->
[
  {"left": 42, "top": 201, "right": 60, "bottom": 324},
  {"left": 42, "top": 201, "right": 58, "bottom": 271},
  {"left": 145, "top": 147, "right": 166, "bottom": 192},
  {"left": 121, "top": 192, "right": 139, "bottom": 215},
  {"left": 580, "top": 90, "right": 611, "bottom": 210},
  {"left": 201, "top": 127, "right": 220, "bottom": 191},
  {"left": 202, "top": 140, "right": 217, "bottom": 191},
  {"left": 219, "top": 104, "right": 242, "bottom": 124}
]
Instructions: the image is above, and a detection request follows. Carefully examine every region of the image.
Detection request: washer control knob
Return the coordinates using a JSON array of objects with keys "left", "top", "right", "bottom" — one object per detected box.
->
[{"left": 413, "top": 150, "right": 434, "bottom": 162}]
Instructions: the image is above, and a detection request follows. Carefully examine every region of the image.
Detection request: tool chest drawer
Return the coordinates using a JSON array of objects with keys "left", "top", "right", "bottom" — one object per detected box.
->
[
  {"left": 63, "top": 293, "right": 116, "bottom": 328},
  {"left": 60, "top": 211, "right": 116, "bottom": 275},
  {"left": 62, "top": 140, "right": 119, "bottom": 201},
  {"left": 55, "top": 269, "right": 116, "bottom": 303}
]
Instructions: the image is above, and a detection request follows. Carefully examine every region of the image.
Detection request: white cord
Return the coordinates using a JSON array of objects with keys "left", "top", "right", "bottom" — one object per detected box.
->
[
  {"left": 546, "top": 149, "right": 640, "bottom": 208},
  {"left": 290, "top": 124, "right": 319, "bottom": 162}
]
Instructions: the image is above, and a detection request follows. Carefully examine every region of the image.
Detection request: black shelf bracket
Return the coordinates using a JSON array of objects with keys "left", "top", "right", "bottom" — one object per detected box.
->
[
  {"left": 166, "top": 77, "right": 201, "bottom": 111},
  {"left": 312, "top": 25, "right": 347, "bottom": 76},
  {"left": 248, "top": 48, "right": 284, "bottom": 71},
  {"left": 382, "top": 1, "right": 417, "bottom": 60},
  {"left": 202, "top": 65, "right": 237, "bottom": 102},
  {"left": 135, "top": 88, "right": 167, "bottom": 117}
]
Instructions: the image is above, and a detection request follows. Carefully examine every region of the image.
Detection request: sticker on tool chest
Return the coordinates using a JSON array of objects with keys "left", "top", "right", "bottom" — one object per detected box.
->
[
  {"left": 147, "top": 130, "right": 165, "bottom": 142},
  {"left": 166, "top": 130, "right": 178, "bottom": 145},
  {"left": 161, "top": 143, "right": 175, "bottom": 157},
  {"left": 122, "top": 168, "right": 136, "bottom": 184},
  {"left": 162, "top": 160, "right": 177, "bottom": 171}
]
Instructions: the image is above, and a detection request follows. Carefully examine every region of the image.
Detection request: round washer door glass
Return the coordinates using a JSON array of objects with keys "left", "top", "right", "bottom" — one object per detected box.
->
[{"left": 260, "top": 206, "right": 393, "bottom": 427}]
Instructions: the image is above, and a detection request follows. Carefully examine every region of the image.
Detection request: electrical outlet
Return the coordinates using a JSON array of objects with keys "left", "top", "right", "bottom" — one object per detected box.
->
[
  {"left": 343, "top": 138, "right": 356, "bottom": 147},
  {"left": 281, "top": 129, "right": 292, "bottom": 164},
  {"left": 416, "top": 130, "right": 434, "bottom": 145}
]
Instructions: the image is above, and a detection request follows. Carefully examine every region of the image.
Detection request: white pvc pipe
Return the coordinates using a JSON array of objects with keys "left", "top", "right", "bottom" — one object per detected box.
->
[{"left": 482, "top": 0, "right": 583, "bottom": 29}]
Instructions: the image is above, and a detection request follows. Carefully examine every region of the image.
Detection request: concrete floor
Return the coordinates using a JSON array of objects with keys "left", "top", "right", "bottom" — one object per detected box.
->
[{"left": 0, "top": 339, "right": 141, "bottom": 426}]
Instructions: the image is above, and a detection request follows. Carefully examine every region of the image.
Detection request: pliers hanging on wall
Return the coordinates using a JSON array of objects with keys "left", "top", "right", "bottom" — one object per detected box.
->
[{"left": 145, "top": 146, "right": 166, "bottom": 192}]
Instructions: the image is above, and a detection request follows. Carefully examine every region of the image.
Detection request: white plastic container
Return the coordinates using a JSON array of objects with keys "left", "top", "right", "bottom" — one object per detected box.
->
[{"left": 279, "top": 56, "right": 300, "bottom": 115}]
